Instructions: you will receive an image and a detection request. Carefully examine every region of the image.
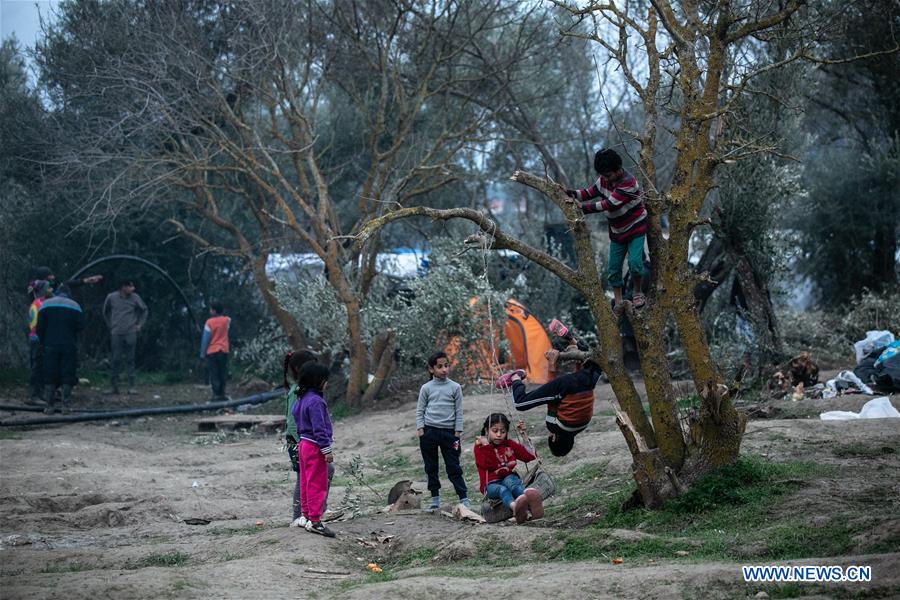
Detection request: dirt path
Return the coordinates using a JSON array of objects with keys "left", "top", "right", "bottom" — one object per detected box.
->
[{"left": 1, "top": 382, "right": 898, "bottom": 599}]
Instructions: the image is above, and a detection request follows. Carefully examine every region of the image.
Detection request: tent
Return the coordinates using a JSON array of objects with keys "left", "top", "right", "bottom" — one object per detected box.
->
[{"left": 444, "top": 298, "right": 553, "bottom": 384}]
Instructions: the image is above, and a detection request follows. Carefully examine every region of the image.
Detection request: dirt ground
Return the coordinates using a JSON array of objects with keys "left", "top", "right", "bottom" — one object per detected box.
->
[{"left": 1, "top": 375, "right": 899, "bottom": 599}]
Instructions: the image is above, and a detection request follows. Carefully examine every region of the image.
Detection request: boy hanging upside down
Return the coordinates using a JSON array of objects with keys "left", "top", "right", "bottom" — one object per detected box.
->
[{"left": 496, "top": 320, "right": 601, "bottom": 456}]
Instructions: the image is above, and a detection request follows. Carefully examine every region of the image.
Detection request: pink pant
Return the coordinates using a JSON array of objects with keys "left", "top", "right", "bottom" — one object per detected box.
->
[{"left": 298, "top": 440, "right": 329, "bottom": 522}]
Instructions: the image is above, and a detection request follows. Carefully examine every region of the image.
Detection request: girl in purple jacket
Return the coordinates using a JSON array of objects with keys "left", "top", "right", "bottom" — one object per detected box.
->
[{"left": 291, "top": 362, "right": 336, "bottom": 538}]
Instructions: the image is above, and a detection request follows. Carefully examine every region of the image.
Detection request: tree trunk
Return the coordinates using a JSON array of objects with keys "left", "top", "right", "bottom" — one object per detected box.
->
[
  {"left": 693, "top": 236, "right": 731, "bottom": 312},
  {"left": 733, "top": 256, "right": 784, "bottom": 361},
  {"left": 341, "top": 296, "right": 369, "bottom": 407},
  {"left": 693, "top": 234, "right": 785, "bottom": 366},
  {"left": 872, "top": 224, "right": 898, "bottom": 288},
  {"left": 360, "top": 329, "right": 397, "bottom": 405},
  {"left": 630, "top": 303, "right": 686, "bottom": 469},
  {"left": 682, "top": 381, "right": 747, "bottom": 481},
  {"left": 250, "top": 254, "right": 307, "bottom": 350}
]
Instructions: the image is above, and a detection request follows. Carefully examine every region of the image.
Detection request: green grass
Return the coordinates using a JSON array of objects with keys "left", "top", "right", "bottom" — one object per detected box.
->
[
  {"left": 832, "top": 443, "right": 897, "bottom": 459},
  {"left": 600, "top": 457, "right": 824, "bottom": 529},
  {"left": 359, "top": 538, "right": 524, "bottom": 594},
  {"left": 376, "top": 452, "right": 412, "bottom": 471},
  {"left": 556, "top": 461, "right": 610, "bottom": 486},
  {"left": 124, "top": 551, "right": 189, "bottom": 569},
  {"left": 220, "top": 551, "right": 245, "bottom": 561},
  {"left": 39, "top": 562, "right": 95, "bottom": 574},
  {"left": 762, "top": 583, "right": 806, "bottom": 599},
  {"left": 386, "top": 546, "right": 439, "bottom": 568},
  {"left": 334, "top": 570, "right": 398, "bottom": 592},
  {"left": 329, "top": 402, "right": 357, "bottom": 421},
  {"left": 170, "top": 578, "right": 210, "bottom": 592},
  {"left": 760, "top": 521, "right": 854, "bottom": 558},
  {"left": 426, "top": 565, "right": 525, "bottom": 580},
  {"left": 532, "top": 456, "right": 851, "bottom": 564},
  {"left": 384, "top": 538, "right": 520, "bottom": 572},
  {"left": 539, "top": 531, "right": 687, "bottom": 562}
]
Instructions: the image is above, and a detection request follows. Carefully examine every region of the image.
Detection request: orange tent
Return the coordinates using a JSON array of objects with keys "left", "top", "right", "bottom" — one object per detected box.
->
[
  {"left": 444, "top": 298, "right": 553, "bottom": 384},
  {"left": 503, "top": 299, "right": 553, "bottom": 384}
]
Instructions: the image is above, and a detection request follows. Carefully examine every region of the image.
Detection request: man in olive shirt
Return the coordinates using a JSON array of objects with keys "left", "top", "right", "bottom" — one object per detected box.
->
[{"left": 103, "top": 280, "right": 148, "bottom": 395}]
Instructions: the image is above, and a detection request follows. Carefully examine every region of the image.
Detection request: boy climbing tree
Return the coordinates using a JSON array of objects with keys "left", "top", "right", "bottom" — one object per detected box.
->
[{"left": 563, "top": 149, "right": 647, "bottom": 316}]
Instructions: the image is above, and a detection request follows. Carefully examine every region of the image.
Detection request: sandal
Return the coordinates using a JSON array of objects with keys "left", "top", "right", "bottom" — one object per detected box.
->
[
  {"left": 548, "top": 319, "right": 569, "bottom": 338},
  {"left": 632, "top": 293, "right": 646, "bottom": 310},
  {"left": 495, "top": 370, "right": 526, "bottom": 389},
  {"left": 305, "top": 520, "right": 336, "bottom": 538},
  {"left": 613, "top": 301, "right": 627, "bottom": 318}
]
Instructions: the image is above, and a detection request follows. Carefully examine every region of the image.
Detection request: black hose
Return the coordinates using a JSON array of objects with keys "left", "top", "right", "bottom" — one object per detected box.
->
[
  {"left": 0, "top": 389, "right": 285, "bottom": 427},
  {"left": 66, "top": 254, "right": 202, "bottom": 338},
  {"left": 0, "top": 404, "right": 109, "bottom": 413}
]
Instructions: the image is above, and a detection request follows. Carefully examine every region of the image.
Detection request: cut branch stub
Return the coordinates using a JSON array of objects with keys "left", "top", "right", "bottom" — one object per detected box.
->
[{"left": 615, "top": 408, "right": 677, "bottom": 508}]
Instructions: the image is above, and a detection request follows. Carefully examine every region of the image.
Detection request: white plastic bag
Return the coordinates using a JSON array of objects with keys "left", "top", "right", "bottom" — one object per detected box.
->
[
  {"left": 823, "top": 370, "right": 875, "bottom": 398},
  {"left": 820, "top": 397, "right": 900, "bottom": 420},
  {"left": 853, "top": 330, "right": 895, "bottom": 364}
]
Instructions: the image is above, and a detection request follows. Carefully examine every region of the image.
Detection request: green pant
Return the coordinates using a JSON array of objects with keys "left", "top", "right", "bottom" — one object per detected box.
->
[{"left": 607, "top": 234, "right": 645, "bottom": 288}]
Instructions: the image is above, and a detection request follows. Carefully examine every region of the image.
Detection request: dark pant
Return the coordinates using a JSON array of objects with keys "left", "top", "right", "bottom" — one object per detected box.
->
[
  {"left": 419, "top": 426, "right": 468, "bottom": 499},
  {"left": 29, "top": 338, "right": 43, "bottom": 396},
  {"left": 111, "top": 332, "right": 136, "bottom": 390},
  {"left": 43, "top": 344, "right": 77, "bottom": 386},
  {"left": 207, "top": 352, "right": 228, "bottom": 398},
  {"left": 510, "top": 367, "right": 601, "bottom": 411}
]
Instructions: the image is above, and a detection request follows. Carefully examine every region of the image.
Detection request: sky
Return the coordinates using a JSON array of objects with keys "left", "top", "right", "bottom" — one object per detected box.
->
[{"left": 1, "top": 0, "right": 60, "bottom": 49}]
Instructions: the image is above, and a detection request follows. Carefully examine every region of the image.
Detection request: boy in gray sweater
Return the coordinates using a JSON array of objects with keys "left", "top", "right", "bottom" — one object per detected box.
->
[{"left": 416, "top": 351, "right": 469, "bottom": 511}]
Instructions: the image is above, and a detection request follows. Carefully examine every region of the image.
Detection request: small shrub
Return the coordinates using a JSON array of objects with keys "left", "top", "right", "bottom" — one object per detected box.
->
[{"left": 125, "top": 551, "right": 188, "bottom": 569}]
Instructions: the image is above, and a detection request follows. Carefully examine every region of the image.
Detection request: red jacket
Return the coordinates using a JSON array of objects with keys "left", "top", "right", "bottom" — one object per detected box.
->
[{"left": 474, "top": 439, "right": 536, "bottom": 493}]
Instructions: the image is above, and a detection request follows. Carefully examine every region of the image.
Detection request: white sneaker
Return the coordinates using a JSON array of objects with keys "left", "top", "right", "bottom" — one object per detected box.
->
[{"left": 290, "top": 516, "right": 307, "bottom": 528}]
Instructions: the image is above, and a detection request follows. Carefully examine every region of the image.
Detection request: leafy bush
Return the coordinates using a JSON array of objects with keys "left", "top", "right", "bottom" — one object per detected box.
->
[
  {"left": 779, "top": 286, "right": 900, "bottom": 365},
  {"left": 240, "top": 238, "right": 510, "bottom": 385}
]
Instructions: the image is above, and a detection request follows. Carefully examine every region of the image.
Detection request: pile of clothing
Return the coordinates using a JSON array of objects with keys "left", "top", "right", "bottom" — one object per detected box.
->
[{"left": 852, "top": 330, "right": 900, "bottom": 392}]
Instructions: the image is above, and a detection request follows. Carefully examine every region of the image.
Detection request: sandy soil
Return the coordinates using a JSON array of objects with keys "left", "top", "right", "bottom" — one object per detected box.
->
[{"left": 1, "top": 378, "right": 898, "bottom": 599}]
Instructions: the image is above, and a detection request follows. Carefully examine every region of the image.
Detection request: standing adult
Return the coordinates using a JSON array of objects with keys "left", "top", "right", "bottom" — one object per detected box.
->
[
  {"left": 26, "top": 280, "right": 53, "bottom": 404},
  {"left": 36, "top": 285, "right": 84, "bottom": 414},
  {"left": 26, "top": 268, "right": 101, "bottom": 402},
  {"left": 103, "top": 280, "right": 148, "bottom": 395},
  {"left": 199, "top": 301, "right": 231, "bottom": 401}
]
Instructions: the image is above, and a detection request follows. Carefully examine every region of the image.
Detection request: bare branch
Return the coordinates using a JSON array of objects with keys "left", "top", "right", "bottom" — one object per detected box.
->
[{"left": 354, "top": 206, "right": 581, "bottom": 289}]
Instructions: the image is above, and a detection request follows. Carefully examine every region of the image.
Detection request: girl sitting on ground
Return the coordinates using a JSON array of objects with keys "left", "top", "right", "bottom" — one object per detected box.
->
[{"left": 474, "top": 413, "right": 544, "bottom": 524}]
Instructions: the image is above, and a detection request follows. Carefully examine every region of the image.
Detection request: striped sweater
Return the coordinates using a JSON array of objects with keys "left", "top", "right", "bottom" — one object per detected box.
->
[{"left": 572, "top": 170, "right": 647, "bottom": 244}]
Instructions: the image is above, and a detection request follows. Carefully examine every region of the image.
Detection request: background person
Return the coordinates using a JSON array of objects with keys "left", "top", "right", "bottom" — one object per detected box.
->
[
  {"left": 103, "top": 280, "right": 148, "bottom": 395},
  {"left": 199, "top": 301, "right": 231, "bottom": 401}
]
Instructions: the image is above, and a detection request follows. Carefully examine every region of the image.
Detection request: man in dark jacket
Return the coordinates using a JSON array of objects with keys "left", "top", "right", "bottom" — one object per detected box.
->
[{"left": 36, "top": 285, "right": 85, "bottom": 414}]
